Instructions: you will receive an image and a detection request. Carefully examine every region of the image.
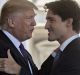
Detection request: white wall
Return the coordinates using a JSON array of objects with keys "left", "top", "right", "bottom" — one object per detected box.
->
[{"left": 0, "top": 0, "right": 8, "bottom": 9}]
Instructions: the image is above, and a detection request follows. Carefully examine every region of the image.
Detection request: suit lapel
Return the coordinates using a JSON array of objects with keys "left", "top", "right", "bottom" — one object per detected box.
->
[
  {"left": 0, "top": 30, "right": 38, "bottom": 74},
  {"left": 50, "top": 37, "right": 80, "bottom": 75},
  {"left": 0, "top": 30, "right": 30, "bottom": 68},
  {"left": 50, "top": 52, "right": 62, "bottom": 74},
  {"left": 63, "top": 37, "right": 80, "bottom": 52}
]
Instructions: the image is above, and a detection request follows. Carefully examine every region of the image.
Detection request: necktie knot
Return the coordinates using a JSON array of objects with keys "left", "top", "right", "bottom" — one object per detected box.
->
[
  {"left": 54, "top": 49, "right": 62, "bottom": 62},
  {"left": 19, "top": 43, "right": 25, "bottom": 51}
]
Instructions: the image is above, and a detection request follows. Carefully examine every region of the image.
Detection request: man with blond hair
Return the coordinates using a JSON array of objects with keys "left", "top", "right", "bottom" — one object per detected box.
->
[{"left": 0, "top": 0, "right": 38, "bottom": 75}]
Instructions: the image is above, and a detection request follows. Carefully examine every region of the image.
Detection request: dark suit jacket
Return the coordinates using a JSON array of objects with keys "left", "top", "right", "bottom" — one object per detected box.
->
[
  {"left": 39, "top": 55, "right": 54, "bottom": 75},
  {"left": 39, "top": 37, "right": 80, "bottom": 75},
  {"left": 0, "top": 30, "right": 38, "bottom": 75}
]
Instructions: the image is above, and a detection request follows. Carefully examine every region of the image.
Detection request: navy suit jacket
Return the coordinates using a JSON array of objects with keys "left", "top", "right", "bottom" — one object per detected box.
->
[
  {"left": 39, "top": 37, "right": 80, "bottom": 75},
  {"left": 0, "top": 30, "right": 38, "bottom": 75}
]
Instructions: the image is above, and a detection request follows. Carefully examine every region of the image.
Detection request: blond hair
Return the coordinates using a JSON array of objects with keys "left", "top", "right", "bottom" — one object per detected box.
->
[{"left": 0, "top": 0, "right": 38, "bottom": 25}]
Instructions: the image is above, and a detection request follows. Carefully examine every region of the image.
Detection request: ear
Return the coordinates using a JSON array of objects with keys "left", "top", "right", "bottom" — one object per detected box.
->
[
  {"left": 66, "top": 18, "right": 73, "bottom": 27},
  {"left": 7, "top": 17, "right": 15, "bottom": 28}
]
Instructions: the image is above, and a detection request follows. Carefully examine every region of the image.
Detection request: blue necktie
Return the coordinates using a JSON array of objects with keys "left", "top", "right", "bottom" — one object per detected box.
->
[
  {"left": 19, "top": 43, "right": 31, "bottom": 59},
  {"left": 19, "top": 43, "right": 33, "bottom": 75}
]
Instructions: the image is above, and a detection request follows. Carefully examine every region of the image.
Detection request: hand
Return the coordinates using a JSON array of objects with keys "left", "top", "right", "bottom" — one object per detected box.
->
[{"left": 4, "top": 49, "right": 21, "bottom": 74}]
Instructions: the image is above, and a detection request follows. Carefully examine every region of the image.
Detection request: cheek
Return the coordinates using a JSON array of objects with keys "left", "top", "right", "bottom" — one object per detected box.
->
[
  {"left": 24, "top": 21, "right": 31, "bottom": 30},
  {"left": 25, "top": 19, "right": 31, "bottom": 24},
  {"left": 21, "top": 21, "right": 29, "bottom": 30},
  {"left": 60, "top": 24, "right": 67, "bottom": 32},
  {"left": 56, "top": 26, "right": 67, "bottom": 36},
  {"left": 17, "top": 25, "right": 27, "bottom": 34}
]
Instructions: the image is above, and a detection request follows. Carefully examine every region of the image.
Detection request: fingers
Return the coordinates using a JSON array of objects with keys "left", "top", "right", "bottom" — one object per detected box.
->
[
  {"left": 0, "top": 58, "right": 5, "bottom": 67},
  {"left": 0, "top": 58, "right": 6, "bottom": 71},
  {"left": 0, "top": 58, "right": 5, "bottom": 71}
]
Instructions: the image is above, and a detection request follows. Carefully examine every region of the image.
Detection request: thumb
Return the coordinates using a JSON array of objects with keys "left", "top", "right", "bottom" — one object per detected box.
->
[
  {"left": 7, "top": 49, "right": 15, "bottom": 62},
  {"left": 4, "top": 49, "right": 21, "bottom": 74},
  {"left": 7, "top": 49, "right": 14, "bottom": 61}
]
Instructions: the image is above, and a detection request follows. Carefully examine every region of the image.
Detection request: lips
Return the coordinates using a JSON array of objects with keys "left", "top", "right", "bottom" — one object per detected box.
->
[
  {"left": 32, "top": 28, "right": 34, "bottom": 31},
  {"left": 48, "top": 30, "right": 52, "bottom": 36},
  {"left": 30, "top": 28, "right": 34, "bottom": 32}
]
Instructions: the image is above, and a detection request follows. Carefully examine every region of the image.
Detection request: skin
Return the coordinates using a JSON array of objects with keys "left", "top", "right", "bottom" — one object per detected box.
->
[
  {"left": 0, "top": 9, "right": 36, "bottom": 74},
  {"left": 45, "top": 10, "right": 76, "bottom": 44},
  {"left": 6, "top": 9, "right": 36, "bottom": 42}
]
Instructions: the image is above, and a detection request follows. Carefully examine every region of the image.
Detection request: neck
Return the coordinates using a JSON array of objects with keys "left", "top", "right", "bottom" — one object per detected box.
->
[{"left": 58, "top": 31, "right": 77, "bottom": 44}]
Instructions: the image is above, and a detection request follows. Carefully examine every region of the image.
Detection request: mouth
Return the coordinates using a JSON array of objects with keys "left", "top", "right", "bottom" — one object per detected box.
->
[
  {"left": 32, "top": 28, "right": 34, "bottom": 31},
  {"left": 48, "top": 30, "right": 53, "bottom": 36},
  {"left": 30, "top": 28, "right": 34, "bottom": 32}
]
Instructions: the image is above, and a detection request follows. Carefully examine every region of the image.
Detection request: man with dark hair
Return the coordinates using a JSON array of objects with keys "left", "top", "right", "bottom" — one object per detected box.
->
[
  {"left": 0, "top": 0, "right": 38, "bottom": 75},
  {"left": 39, "top": 0, "right": 80, "bottom": 75}
]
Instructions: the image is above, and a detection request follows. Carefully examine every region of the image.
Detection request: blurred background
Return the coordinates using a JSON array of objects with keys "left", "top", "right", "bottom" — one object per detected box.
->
[{"left": 0, "top": 0, "right": 80, "bottom": 69}]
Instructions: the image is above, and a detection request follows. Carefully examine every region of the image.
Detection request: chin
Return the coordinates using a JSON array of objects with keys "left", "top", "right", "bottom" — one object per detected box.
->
[
  {"left": 48, "top": 38, "right": 55, "bottom": 41},
  {"left": 48, "top": 38, "right": 53, "bottom": 41},
  {"left": 27, "top": 35, "right": 32, "bottom": 39},
  {"left": 27, "top": 37, "right": 31, "bottom": 40}
]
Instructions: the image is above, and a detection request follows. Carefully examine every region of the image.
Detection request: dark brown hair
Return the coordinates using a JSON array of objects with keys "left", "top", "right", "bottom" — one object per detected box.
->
[{"left": 45, "top": 0, "right": 80, "bottom": 33}]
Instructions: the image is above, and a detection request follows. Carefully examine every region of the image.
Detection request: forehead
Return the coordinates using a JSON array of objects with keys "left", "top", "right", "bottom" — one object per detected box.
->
[
  {"left": 24, "top": 9, "right": 35, "bottom": 16},
  {"left": 13, "top": 9, "right": 36, "bottom": 17},
  {"left": 46, "top": 10, "right": 63, "bottom": 21},
  {"left": 46, "top": 10, "right": 57, "bottom": 19},
  {"left": 47, "top": 10, "right": 58, "bottom": 18},
  {"left": 47, "top": 10, "right": 53, "bottom": 16}
]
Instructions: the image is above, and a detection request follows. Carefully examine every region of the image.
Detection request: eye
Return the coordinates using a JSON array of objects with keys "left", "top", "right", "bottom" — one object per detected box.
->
[
  {"left": 49, "top": 19, "right": 54, "bottom": 21},
  {"left": 49, "top": 19, "right": 56, "bottom": 23},
  {"left": 47, "top": 17, "right": 56, "bottom": 23},
  {"left": 25, "top": 16, "right": 35, "bottom": 20},
  {"left": 26, "top": 17, "right": 31, "bottom": 19}
]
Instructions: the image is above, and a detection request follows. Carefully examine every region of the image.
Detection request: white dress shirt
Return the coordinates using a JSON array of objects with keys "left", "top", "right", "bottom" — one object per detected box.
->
[
  {"left": 3, "top": 30, "right": 33, "bottom": 75},
  {"left": 52, "top": 34, "right": 79, "bottom": 57},
  {"left": 3, "top": 30, "right": 21, "bottom": 53}
]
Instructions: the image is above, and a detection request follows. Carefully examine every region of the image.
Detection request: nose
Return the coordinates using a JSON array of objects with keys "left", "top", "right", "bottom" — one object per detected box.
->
[
  {"left": 32, "top": 18, "right": 36, "bottom": 26},
  {"left": 45, "top": 22, "right": 49, "bottom": 29}
]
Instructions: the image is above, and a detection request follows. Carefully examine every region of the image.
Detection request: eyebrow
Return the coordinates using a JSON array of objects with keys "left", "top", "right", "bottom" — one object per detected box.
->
[{"left": 46, "top": 16, "right": 54, "bottom": 20}]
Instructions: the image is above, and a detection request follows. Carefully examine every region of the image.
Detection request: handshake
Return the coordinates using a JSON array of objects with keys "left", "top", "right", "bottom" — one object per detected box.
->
[{"left": 0, "top": 49, "right": 21, "bottom": 74}]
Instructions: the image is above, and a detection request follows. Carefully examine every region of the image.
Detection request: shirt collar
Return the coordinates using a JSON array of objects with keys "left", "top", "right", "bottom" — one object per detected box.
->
[
  {"left": 60, "top": 34, "right": 79, "bottom": 52},
  {"left": 3, "top": 30, "right": 21, "bottom": 50}
]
